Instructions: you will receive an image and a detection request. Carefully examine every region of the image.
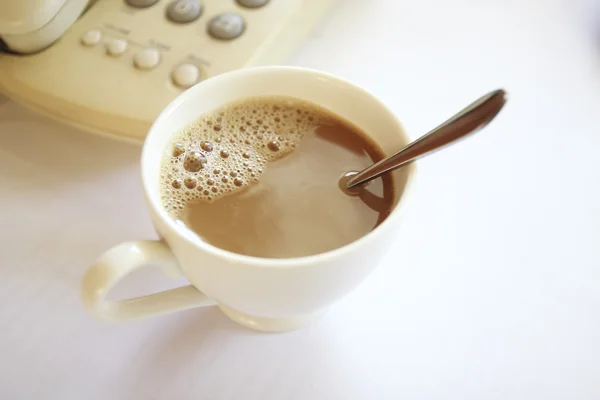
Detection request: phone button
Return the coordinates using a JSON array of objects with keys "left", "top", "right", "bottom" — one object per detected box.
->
[
  {"left": 125, "top": 0, "right": 159, "bottom": 7},
  {"left": 134, "top": 48, "right": 161, "bottom": 69},
  {"left": 236, "top": 0, "right": 269, "bottom": 8},
  {"left": 106, "top": 39, "right": 128, "bottom": 56},
  {"left": 166, "top": 0, "right": 202, "bottom": 23},
  {"left": 208, "top": 13, "right": 245, "bottom": 40},
  {"left": 81, "top": 30, "right": 102, "bottom": 47},
  {"left": 171, "top": 64, "right": 201, "bottom": 88}
]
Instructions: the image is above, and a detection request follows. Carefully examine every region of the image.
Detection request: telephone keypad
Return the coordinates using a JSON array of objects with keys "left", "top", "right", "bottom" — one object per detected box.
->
[
  {"left": 81, "top": 1, "right": 263, "bottom": 84},
  {"left": 207, "top": 13, "right": 245, "bottom": 40},
  {"left": 166, "top": 0, "right": 203, "bottom": 24}
]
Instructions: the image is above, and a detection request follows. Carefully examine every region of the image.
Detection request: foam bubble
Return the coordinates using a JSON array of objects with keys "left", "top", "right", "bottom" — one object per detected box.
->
[
  {"left": 267, "top": 140, "right": 280, "bottom": 151},
  {"left": 184, "top": 152, "right": 206, "bottom": 172},
  {"left": 172, "top": 143, "right": 185, "bottom": 157},
  {"left": 184, "top": 177, "right": 196, "bottom": 189},
  {"left": 159, "top": 96, "right": 326, "bottom": 216}
]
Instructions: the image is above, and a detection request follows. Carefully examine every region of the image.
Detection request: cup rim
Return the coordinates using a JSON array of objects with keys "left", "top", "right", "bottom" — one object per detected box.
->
[{"left": 141, "top": 66, "right": 416, "bottom": 268}]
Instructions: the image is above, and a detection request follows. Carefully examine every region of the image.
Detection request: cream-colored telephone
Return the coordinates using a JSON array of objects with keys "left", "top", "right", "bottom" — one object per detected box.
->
[{"left": 0, "top": 0, "right": 334, "bottom": 142}]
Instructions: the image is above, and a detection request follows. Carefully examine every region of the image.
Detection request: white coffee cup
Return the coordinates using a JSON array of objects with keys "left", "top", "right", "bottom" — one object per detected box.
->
[{"left": 80, "top": 66, "right": 415, "bottom": 332}]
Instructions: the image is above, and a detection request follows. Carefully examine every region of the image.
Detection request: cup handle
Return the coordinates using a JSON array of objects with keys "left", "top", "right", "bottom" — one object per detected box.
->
[{"left": 81, "top": 240, "right": 217, "bottom": 322}]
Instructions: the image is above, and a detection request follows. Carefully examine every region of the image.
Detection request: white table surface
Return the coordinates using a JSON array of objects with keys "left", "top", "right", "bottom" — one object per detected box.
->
[{"left": 1, "top": 0, "right": 600, "bottom": 399}]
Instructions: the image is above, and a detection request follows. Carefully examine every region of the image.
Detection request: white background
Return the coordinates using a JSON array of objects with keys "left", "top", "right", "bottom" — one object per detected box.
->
[{"left": 1, "top": 0, "right": 600, "bottom": 399}]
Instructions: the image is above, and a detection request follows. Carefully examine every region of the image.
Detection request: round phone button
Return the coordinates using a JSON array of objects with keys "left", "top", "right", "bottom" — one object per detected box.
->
[
  {"left": 125, "top": 0, "right": 159, "bottom": 7},
  {"left": 236, "top": 0, "right": 269, "bottom": 8},
  {"left": 81, "top": 30, "right": 102, "bottom": 46},
  {"left": 166, "top": 0, "right": 202, "bottom": 23},
  {"left": 171, "top": 64, "right": 200, "bottom": 88},
  {"left": 134, "top": 48, "right": 161, "bottom": 69},
  {"left": 106, "top": 39, "right": 128, "bottom": 56},
  {"left": 208, "top": 13, "right": 245, "bottom": 40}
]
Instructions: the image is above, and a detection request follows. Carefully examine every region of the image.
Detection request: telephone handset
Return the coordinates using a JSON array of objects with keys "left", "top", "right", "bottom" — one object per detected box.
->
[
  {"left": 0, "top": 0, "right": 335, "bottom": 142},
  {"left": 0, "top": 0, "right": 92, "bottom": 53}
]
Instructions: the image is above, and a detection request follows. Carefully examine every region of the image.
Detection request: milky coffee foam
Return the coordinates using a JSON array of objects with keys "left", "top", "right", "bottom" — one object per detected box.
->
[{"left": 160, "top": 97, "right": 326, "bottom": 217}]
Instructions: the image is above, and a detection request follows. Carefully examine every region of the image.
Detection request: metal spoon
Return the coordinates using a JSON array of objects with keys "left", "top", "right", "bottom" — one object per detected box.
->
[{"left": 342, "top": 89, "right": 507, "bottom": 191}]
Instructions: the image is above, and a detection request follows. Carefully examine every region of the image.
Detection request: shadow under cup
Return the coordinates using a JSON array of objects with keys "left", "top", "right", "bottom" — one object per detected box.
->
[{"left": 142, "top": 66, "right": 415, "bottom": 330}]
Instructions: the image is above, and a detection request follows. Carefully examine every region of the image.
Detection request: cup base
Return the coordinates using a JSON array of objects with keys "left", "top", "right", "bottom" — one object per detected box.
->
[{"left": 218, "top": 305, "right": 325, "bottom": 333}]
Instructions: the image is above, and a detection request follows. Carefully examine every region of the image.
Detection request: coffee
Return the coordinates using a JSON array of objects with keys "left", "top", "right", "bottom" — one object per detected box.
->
[{"left": 159, "top": 96, "right": 394, "bottom": 258}]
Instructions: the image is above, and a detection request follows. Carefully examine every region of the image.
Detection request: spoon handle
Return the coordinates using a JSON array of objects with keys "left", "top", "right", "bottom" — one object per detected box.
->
[{"left": 346, "top": 89, "right": 507, "bottom": 188}]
